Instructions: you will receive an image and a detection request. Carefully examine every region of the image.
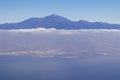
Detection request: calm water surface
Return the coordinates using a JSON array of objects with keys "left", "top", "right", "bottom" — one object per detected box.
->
[{"left": 0, "top": 55, "right": 120, "bottom": 80}]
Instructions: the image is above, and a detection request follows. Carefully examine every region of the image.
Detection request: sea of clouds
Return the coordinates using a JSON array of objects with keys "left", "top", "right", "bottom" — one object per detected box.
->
[{"left": 0, "top": 28, "right": 120, "bottom": 57}]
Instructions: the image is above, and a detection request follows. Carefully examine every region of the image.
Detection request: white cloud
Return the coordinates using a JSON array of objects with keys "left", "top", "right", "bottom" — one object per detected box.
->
[
  {"left": 0, "top": 28, "right": 120, "bottom": 57},
  {"left": 0, "top": 28, "right": 120, "bottom": 35}
]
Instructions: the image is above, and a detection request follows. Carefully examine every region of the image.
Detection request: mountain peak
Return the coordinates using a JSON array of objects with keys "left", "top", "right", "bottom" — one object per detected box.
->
[
  {"left": 45, "top": 14, "right": 64, "bottom": 18},
  {"left": 43, "top": 14, "right": 72, "bottom": 23},
  {"left": 50, "top": 14, "right": 58, "bottom": 17}
]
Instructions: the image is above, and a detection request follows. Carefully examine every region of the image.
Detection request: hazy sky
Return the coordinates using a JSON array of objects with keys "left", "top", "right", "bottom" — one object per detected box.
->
[{"left": 0, "top": 0, "right": 120, "bottom": 24}]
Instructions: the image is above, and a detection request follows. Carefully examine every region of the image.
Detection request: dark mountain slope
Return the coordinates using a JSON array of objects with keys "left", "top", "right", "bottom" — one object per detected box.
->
[{"left": 0, "top": 14, "right": 120, "bottom": 29}]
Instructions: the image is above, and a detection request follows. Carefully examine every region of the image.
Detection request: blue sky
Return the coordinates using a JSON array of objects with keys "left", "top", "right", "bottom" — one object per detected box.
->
[{"left": 0, "top": 0, "right": 120, "bottom": 24}]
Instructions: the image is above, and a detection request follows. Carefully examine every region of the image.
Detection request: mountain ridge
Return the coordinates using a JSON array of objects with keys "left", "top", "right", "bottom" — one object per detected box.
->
[{"left": 0, "top": 14, "right": 120, "bottom": 30}]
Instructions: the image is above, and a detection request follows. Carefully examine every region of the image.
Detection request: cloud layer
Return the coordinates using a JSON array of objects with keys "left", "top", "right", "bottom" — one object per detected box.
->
[
  {"left": 1, "top": 28, "right": 120, "bottom": 34},
  {"left": 0, "top": 28, "right": 120, "bottom": 57}
]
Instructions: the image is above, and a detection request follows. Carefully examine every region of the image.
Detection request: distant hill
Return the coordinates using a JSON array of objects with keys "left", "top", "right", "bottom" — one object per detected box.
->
[{"left": 0, "top": 14, "right": 120, "bottom": 29}]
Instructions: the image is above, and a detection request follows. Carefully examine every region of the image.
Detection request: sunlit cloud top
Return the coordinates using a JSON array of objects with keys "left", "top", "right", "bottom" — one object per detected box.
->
[{"left": 1, "top": 28, "right": 120, "bottom": 34}]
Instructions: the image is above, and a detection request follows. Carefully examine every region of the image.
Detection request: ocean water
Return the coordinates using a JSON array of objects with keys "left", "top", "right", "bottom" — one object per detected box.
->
[{"left": 0, "top": 55, "right": 120, "bottom": 80}]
